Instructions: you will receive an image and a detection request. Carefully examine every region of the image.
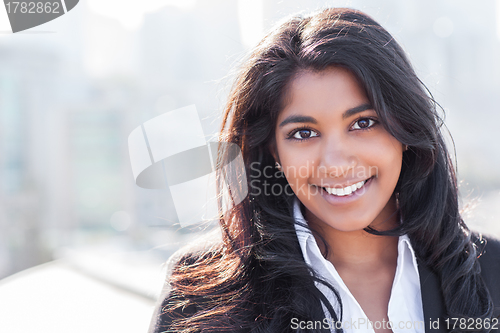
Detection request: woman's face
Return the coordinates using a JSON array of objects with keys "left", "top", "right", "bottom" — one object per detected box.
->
[{"left": 273, "top": 67, "right": 403, "bottom": 232}]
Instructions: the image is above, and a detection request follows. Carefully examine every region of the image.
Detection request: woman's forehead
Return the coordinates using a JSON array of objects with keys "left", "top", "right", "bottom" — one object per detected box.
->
[{"left": 278, "top": 67, "right": 371, "bottom": 122}]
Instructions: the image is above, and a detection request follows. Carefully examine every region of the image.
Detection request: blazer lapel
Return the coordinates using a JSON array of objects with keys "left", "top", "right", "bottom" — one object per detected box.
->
[{"left": 418, "top": 262, "right": 448, "bottom": 332}]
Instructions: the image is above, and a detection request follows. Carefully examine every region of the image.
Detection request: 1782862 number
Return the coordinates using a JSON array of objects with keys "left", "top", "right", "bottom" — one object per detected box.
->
[
  {"left": 5, "top": 2, "right": 60, "bottom": 14},
  {"left": 445, "top": 317, "right": 499, "bottom": 330}
]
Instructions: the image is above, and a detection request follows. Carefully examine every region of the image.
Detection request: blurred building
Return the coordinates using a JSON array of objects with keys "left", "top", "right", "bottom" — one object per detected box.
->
[{"left": 0, "top": 46, "right": 62, "bottom": 278}]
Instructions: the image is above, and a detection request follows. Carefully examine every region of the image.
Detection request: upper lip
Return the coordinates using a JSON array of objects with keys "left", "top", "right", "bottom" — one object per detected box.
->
[{"left": 314, "top": 176, "right": 372, "bottom": 189}]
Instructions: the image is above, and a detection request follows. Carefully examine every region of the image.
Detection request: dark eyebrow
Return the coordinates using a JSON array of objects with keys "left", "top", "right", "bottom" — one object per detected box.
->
[
  {"left": 342, "top": 103, "right": 373, "bottom": 120},
  {"left": 278, "top": 115, "right": 317, "bottom": 128},
  {"left": 278, "top": 103, "right": 373, "bottom": 128}
]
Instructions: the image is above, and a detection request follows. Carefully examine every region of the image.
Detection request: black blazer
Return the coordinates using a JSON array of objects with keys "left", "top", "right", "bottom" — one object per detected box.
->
[
  {"left": 149, "top": 235, "right": 500, "bottom": 333},
  {"left": 419, "top": 235, "right": 500, "bottom": 332}
]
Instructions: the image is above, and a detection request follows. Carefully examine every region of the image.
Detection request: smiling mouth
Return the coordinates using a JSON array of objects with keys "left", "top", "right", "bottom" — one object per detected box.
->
[{"left": 318, "top": 176, "right": 374, "bottom": 197}]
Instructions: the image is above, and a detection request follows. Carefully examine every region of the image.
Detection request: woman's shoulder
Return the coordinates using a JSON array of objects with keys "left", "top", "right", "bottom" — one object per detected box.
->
[
  {"left": 475, "top": 233, "right": 500, "bottom": 291},
  {"left": 473, "top": 232, "right": 500, "bottom": 317},
  {"left": 147, "top": 229, "right": 224, "bottom": 333}
]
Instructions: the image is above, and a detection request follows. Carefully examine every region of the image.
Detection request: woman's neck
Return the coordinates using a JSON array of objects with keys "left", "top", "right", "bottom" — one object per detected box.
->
[{"left": 323, "top": 229, "right": 398, "bottom": 271}]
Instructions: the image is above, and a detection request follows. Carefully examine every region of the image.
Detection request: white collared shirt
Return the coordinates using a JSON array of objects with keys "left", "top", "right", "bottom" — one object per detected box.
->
[{"left": 293, "top": 198, "right": 425, "bottom": 333}]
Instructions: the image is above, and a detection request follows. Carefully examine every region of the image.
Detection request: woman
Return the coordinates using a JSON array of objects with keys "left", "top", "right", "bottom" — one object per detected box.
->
[{"left": 149, "top": 8, "right": 500, "bottom": 333}]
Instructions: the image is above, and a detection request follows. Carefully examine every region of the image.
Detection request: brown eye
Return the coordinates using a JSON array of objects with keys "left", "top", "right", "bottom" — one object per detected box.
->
[
  {"left": 291, "top": 129, "right": 319, "bottom": 140},
  {"left": 352, "top": 118, "right": 376, "bottom": 130},
  {"left": 298, "top": 130, "right": 311, "bottom": 138}
]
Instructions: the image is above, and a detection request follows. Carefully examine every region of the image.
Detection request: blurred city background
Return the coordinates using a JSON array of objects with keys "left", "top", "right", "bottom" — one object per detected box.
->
[{"left": 0, "top": 0, "right": 499, "bottom": 332}]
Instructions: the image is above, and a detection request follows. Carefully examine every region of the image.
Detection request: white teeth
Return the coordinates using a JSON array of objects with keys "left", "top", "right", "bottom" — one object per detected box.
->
[{"left": 323, "top": 179, "right": 367, "bottom": 196}]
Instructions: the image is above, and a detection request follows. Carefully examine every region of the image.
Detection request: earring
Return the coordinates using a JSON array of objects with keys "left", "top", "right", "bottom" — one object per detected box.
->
[
  {"left": 275, "top": 161, "right": 282, "bottom": 171},
  {"left": 405, "top": 145, "right": 409, "bottom": 151}
]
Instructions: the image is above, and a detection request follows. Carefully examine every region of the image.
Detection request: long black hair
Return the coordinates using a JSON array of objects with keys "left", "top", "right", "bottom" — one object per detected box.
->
[{"left": 161, "top": 8, "right": 493, "bottom": 332}]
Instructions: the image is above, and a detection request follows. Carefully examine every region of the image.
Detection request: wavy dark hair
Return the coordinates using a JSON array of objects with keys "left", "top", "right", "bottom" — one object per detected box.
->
[{"left": 161, "top": 7, "right": 494, "bottom": 333}]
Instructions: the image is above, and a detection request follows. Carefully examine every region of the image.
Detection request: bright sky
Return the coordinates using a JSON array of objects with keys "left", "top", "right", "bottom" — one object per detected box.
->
[
  {"left": 238, "top": 0, "right": 263, "bottom": 48},
  {"left": 87, "top": 0, "right": 197, "bottom": 30},
  {"left": 87, "top": 0, "right": 264, "bottom": 47}
]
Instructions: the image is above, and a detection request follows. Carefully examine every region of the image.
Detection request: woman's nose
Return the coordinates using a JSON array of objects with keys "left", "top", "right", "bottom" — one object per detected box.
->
[{"left": 317, "top": 138, "right": 358, "bottom": 178}]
